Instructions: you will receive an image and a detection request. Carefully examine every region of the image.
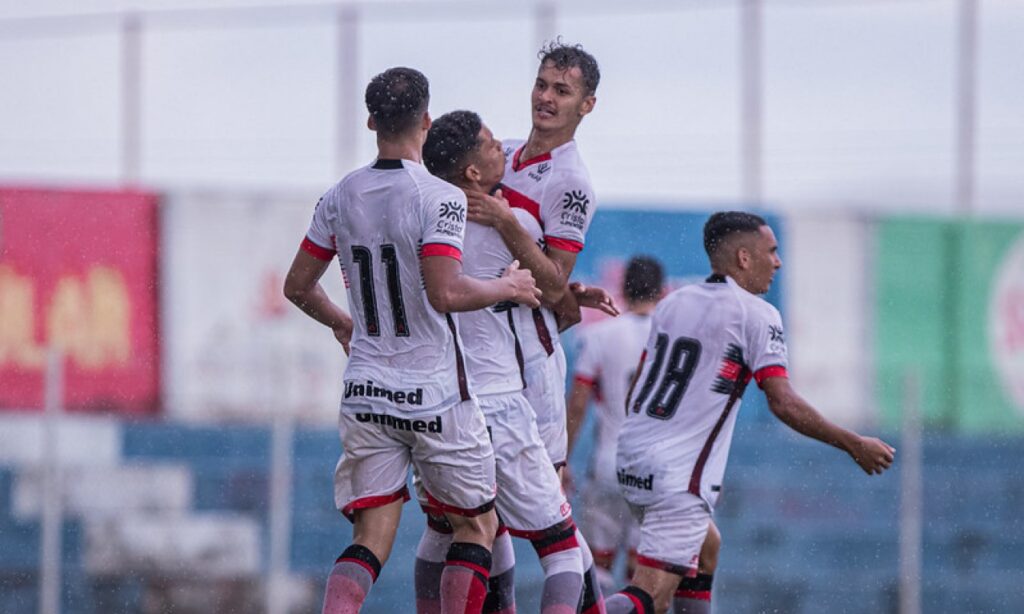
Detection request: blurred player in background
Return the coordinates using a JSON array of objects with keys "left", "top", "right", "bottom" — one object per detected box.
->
[
  {"left": 417, "top": 109, "right": 588, "bottom": 614},
  {"left": 604, "top": 212, "right": 896, "bottom": 614},
  {"left": 565, "top": 255, "right": 663, "bottom": 589},
  {"left": 466, "top": 40, "right": 607, "bottom": 613},
  {"left": 284, "top": 67, "right": 540, "bottom": 614}
]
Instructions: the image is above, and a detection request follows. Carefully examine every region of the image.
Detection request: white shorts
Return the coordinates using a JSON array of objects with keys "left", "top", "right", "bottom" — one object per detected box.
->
[
  {"left": 621, "top": 490, "right": 710, "bottom": 575},
  {"left": 580, "top": 481, "right": 640, "bottom": 557},
  {"left": 334, "top": 399, "right": 496, "bottom": 521},
  {"left": 523, "top": 344, "right": 568, "bottom": 467},
  {"left": 484, "top": 392, "right": 572, "bottom": 533}
]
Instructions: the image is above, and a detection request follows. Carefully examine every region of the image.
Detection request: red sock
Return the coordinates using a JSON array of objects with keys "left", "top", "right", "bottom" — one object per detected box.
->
[
  {"left": 322, "top": 545, "right": 381, "bottom": 614},
  {"left": 441, "top": 542, "right": 492, "bottom": 614}
]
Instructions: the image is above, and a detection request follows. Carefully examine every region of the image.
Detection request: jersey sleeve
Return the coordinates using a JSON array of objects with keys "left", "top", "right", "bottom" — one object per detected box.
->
[
  {"left": 541, "top": 171, "right": 595, "bottom": 253},
  {"left": 746, "top": 303, "right": 789, "bottom": 387},
  {"left": 420, "top": 185, "right": 467, "bottom": 261},
  {"left": 301, "top": 194, "right": 337, "bottom": 261},
  {"left": 572, "top": 328, "right": 601, "bottom": 386}
]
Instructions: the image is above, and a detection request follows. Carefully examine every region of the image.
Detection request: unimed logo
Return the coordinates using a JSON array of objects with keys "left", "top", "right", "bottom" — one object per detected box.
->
[
  {"left": 355, "top": 412, "right": 442, "bottom": 433},
  {"left": 617, "top": 469, "right": 654, "bottom": 491},
  {"left": 344, "top": 380, "right": 424, "bottom": 405}
]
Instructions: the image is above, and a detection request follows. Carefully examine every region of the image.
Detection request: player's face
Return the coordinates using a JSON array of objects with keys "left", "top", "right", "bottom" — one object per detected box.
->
[
  {"left": 749, "top": 225, "right": 782, "bottom": 294},
  {"left": 531, "top": 61, "right": 595, "bottom": 133},
  {"left": 468, "top": 124, "right": 505, "bottom": 189}
]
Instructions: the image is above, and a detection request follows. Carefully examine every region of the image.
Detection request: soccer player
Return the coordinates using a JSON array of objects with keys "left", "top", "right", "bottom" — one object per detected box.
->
[
  {"left": 565, "top": 255, "right": 663, "bottom": 589},
  {"left": 283, "top": 68, "right": 541, "bottom": 614},
  {"left": 415, "top": 109, "right": 590, "bottom": 614},
  {"left": 605, "top": 212, "right": 896, "bottom": 614},
  {"left": 466, "top": 40, "right": 606, "bottom": 612}
]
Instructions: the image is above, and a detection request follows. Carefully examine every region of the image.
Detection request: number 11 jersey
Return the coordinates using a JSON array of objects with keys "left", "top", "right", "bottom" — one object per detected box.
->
[
  {"left": 301, "top": 158, "right": 472, "bottom": 416},
  {"left": 617, "top": 274, "right": 789, "bottom": 508}
]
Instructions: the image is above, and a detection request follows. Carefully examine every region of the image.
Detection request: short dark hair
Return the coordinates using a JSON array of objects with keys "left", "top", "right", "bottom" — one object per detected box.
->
[
  {"left": 365, "top": 67, "right": 429, "bottom": 138},
  {"left": 422, "top": 110, "right": 482, "bottom": 184},
  {"left": 538, "top": 40, "right": 600, "bottom": 96},
  {"left": 703, "top": 211, "right": 768, "bottom": 257},
  {"left": 623, "top": 255, "right": 664, "bottom": 303}
]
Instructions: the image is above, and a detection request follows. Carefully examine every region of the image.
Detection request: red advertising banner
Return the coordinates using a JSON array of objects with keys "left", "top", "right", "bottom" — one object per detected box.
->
[{"left": 0, "top": 186, "right": 160, "bottom": 414}]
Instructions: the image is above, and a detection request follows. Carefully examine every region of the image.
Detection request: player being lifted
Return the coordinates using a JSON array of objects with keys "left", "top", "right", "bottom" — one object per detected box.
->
[
  {"left": 415, "top": 109, "right": 600, "bottom": 614},
  {"left": 466, "top": 40, "right": 606, "bottom": 612},
  {"left": 283, "top": 68, "right": 540, "bottom": 614},
  {"left": 603, "top": 212, "right": 895, "bottom": 614}
]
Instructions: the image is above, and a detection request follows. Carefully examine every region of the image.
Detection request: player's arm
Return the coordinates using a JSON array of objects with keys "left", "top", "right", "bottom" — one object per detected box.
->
[
  {"left": 283, "top": 247, "right": 354, "bottom": 353},
  {"left": 760, "top": 376, "right": 896, "bottom": 475},
  {"left": 566, "top": 375, "right": 596, "bottom": 457},
  {"left": 466, "top": 190, "right": 573, "bottom": 306},
  {"left": 422, "top": 256, "right": 541, "bottom": 313}
]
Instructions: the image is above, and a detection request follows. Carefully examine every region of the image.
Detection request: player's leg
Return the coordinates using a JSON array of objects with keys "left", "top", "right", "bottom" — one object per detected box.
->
[
  {"left": 492, "top": 392, "right": 584, "bottom": 614},
  {"left": 482, "top": 524, "right": 516, "bottom": 614},
  {"left": 671, "top": 521, "right": 719, "bottom": 614},
  {"left": 606, "top": 495, "right": 710, "bottom": 614},
  {"left": 579, "top": 482, "right": 632, "bottom": 594},
  {"left": 324, "top": 414, "right": 411, "bottom": 614},
  {"left": 415, "top": 399, "right": 499, "bottom": 614}
]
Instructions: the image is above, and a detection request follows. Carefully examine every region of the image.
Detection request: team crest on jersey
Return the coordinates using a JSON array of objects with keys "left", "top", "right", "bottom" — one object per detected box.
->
[
  {"left": 560, "top": 190, "right": 589, "bottom": 231},
  {"left": 528, "top": 162, "right": 551, "bottom": 182}
]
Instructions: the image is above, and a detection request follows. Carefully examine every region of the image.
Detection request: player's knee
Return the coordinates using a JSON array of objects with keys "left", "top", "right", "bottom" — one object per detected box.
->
[
  {"left": 698, "top": 522, "right": 721, "bottom": 574},
  {"left": 449, "top": 509, "right": 499, "bottom": 548}
]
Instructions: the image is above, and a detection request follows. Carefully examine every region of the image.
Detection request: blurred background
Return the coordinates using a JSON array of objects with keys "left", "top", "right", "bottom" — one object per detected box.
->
[{"left": 1, "top": 0, "right": 1022, "bottom": 612}]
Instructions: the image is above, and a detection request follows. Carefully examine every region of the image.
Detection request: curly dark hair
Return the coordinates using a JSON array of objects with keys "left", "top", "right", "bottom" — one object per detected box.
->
[
  {"left": 703, "top": 211, "right": 768, "bottom": 257},
  {"left": 538, "top": 39, "right": 600, "bottom": 96},
  {"left": 623, "top": 255, "right": 665, "bottom": 303},
  {"left": 364, "top": 67, "right": 429, "bottom": 138},
  {"left": 422, "top": 110, "right": 483, "bottom": 184}
]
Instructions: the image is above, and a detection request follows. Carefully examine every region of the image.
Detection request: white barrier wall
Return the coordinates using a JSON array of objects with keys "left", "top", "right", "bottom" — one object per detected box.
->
[
  {"left": 785, "top": 212, "right": 877, "bottom": 429},
  {"left": 161, "top": 190, "right": 348, "bottom": 424}
]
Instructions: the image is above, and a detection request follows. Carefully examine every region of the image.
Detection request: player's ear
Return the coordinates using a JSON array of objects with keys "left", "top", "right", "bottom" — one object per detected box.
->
[
  {"left": 737, "top": 246, "right": 752, "bottom": 271},
  {"left": 579, "top": 95, "right": 596, "bottom": 117},
  {"left": 367, "top": 115, "right": 377, "bottom": 131},
  {"left": 463, "top": 162, "right": 480, "bottom": 184},
  {"left": 421, "top": 111, "right": 432, "bottom": 131}
]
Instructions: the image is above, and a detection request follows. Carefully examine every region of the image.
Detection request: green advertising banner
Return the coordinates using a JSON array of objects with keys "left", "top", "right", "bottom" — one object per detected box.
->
[{"left": 876, "top": 217, "right": 1024, "bottom": 432}]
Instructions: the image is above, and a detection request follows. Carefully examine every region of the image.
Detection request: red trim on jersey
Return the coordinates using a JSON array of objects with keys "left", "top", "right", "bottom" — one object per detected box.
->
[
  {"left": 425, "top": 490, "right": 495, "bottom": 518},
  {"left": 341, "top": 487, "right": 410, "bottom": 522},
  {"left": 301, "top": 236, "right": 335, "bottom": 261},
  {"left": 545, "top": 235, "right": 584, "bottom": 253},
  {"left": 674, "top": 589, "right": 712, "bottom": 601},
  {"left": 533, "top": 534, "right": 580, "bottom": 558},
  {"left": 445, "top": 314, "right": 471, "bottom": 401},
  {"left": 512, "top": 145, "right": 552, "bottom": 171},
  {"left": 573, "top": 375, "right": 598, "bottom": 388},
  {"left": 502, "top": 186, "right": 542, "bottom": 227},
  {"left": 754, "top": 365, "right": 788, "bottom": 386},
  {"left": 688, "top": 365, "right": 749, "bottom": 497},
  {"left": 507, "top": 310, "right": 528, "bottom": 390},
  {"left": 532, "top": 308, "right": 555, "bottom": 356},
  {"left": 718, "top": 360, "right": 743, "bottom": 382},
  {"left": 421, "top": 243, "right": 462, "bottom": 261}
]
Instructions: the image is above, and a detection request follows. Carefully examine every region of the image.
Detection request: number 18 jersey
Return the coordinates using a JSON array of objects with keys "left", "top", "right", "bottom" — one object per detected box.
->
[
  {"left": 301, "top": 158, "right": 472, "bottom": 416},
  {"left": 617, "top": 274, "right": 789, "bottom": 508}
]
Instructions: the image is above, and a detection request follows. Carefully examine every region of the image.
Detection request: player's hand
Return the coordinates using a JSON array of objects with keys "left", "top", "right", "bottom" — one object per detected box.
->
[
  {"left": 570, "top": 281, "right": 620, "bottom": 317},
  {"left": 848, "top": 436, "right": 895, "bottom": 475},
  {"left": 467, "top": 189, "right": 515, "bottom": 229},
  {"left": 333, "top": 320, "right": 353, "bottom": 356},
  {"left": 503, "top": 260, "right": 542, "bottom": 308}
]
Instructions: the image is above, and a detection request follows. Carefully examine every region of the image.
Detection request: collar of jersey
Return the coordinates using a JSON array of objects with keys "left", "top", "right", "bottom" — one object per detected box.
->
[
  {"left": 372, "top": 159, "right": 404, "bottom": 170},
  {"left": 706, "top": 273, "right": 728, "bottom": 284}
]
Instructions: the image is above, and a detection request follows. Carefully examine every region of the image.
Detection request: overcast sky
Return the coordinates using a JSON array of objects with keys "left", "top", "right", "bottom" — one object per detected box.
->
[{"left": 1, "top": 0, "right": 1021, "bottom": 214}]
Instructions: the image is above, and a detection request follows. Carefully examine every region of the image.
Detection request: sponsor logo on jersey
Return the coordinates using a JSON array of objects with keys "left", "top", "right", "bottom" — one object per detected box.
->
[
  {"left": 617, "top": 469, "right": 654, "bottom": 490},
  {"left": 440, "top": 201, "right": 465, "bottom": 222},
  {"left": 528, "top": 162, "right": 551, "bottom": 182},
  {"left": 354, "top": 411, "right": 442, "bottom": 433},
  {"left": 767, "top": 324, "right": 787, "bottom": 356},
  {"left": 560, "top": 190, "right": 589, "bottom": 231},
  {"left": 344, "top": 380, "right": 424, "bottom": 405}
]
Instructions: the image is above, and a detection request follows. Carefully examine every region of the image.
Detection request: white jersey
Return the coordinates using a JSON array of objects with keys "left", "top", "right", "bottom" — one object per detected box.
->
[
  {"left": 302, "top": 158, "right": 472, "bottom": 416},
  {"left": 616, "top": 275, "right": 789, "bottom": 508},
  {"left": 500, "top": 138, "right": 597, "bottom": 366},
  {"left": 457, "top": 214, "right": 531, "bottom": 398},
  {"left": 573, "top": 311, "right": 652, "bottom": 487}
]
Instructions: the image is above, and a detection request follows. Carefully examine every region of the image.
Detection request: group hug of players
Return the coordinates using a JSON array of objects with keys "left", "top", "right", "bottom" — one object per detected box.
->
[{"left": 284, "top": 41, "right": 897, "bottom": 614}]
